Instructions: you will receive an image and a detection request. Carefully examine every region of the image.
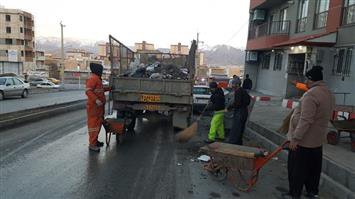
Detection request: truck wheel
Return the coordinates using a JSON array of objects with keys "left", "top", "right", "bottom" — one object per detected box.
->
[
  {"left": 126, "top": 115, "right": 136, "bottom": 131},
  {"left": 0, "top": 91, "right": 3, "bottom": 100}
]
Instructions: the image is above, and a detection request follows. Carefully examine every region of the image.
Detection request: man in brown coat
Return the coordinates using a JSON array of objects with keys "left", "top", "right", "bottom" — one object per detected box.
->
[{"left": 285, "top": 66, "right": 335, "bottom": 199}]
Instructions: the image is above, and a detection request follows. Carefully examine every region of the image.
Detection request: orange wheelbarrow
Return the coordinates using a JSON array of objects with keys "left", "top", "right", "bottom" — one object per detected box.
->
[
  {"left": 200, "top": 141, "right": 289, "bottom": 192},
  {"left": 103, "top": 118, "right": 125, "bottom": 146}
]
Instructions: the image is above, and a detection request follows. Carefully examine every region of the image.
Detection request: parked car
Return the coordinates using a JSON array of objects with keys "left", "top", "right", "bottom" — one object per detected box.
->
[
  {"left": 0, "top": 76, "right": 31, "bottom": 100},
  {"left": 48, "top": 78, "right": 60, "bottom": 84},
  {"left": 192, "top": 85, "right": 230, "bottom": 113},
  {"left": 102, "top": 80, "right": 109, "bottom": 86},
  {"left": 36, "top": 82, "right": 61, "bottom": 89},
  {"left": 29, "top": 78, "right": 48, "bottom": 86}
]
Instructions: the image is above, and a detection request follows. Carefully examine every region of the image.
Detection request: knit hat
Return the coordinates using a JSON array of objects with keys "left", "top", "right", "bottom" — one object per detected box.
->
[
  {"left": 306, "top": 65, "right": 323, "bottom": 81},
  {"left": 90, "top": 63, "right": 103, "bottom": 77}
]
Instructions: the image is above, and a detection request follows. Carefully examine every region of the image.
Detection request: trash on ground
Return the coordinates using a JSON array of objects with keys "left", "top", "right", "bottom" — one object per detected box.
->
[
  {"left": 177, "top": 163, "right": 183, "bottom": 166},
  {"left": 197, "top": 155, "right": 211, "bottom": 162}
]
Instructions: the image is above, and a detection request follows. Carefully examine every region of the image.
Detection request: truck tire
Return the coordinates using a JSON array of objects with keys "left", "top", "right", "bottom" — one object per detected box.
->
[{"left": 0, "top": 91, "right": 3, "bottom": 100}]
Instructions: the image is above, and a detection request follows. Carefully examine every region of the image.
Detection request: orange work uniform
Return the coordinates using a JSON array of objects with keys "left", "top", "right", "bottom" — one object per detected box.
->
[{"left": 85, "top": 74, "right": 109, "bottom": 146}]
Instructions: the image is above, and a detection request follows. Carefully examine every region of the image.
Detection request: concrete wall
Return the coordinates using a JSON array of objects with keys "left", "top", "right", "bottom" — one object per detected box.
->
[
  {"left": 246, "top": 51, "right": 288, "bottom": 96},
  {"left": 317, "top": 46, "right": 355, "bottom": 106}
]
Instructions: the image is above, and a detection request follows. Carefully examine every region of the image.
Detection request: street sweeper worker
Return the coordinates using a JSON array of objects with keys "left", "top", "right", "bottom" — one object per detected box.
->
[
  {"left": 86, "top": 63, "right": 111, "bottom": 152},
  {"left": 205, "top": 81, "right": 226, "bottom": 143},
  {"left": 227, "top": 78, "right": 251, "bottom": 145}
]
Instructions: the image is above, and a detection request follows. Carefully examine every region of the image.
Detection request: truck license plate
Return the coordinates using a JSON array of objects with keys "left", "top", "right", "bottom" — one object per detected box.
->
[
  {"left": 140, "top": 94, "right": 161, "bottom": 102},
  {"left": 144, "top": 104, "right": 161, "bottom": 111}
]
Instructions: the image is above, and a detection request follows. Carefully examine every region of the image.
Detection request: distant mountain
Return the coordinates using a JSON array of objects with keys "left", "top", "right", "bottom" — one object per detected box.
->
[
  {"left": 202, "top": 45, "right": 245, "bottom": 66},
  {"left": 36, "top": 37, "right": 103, "bottom": 56}
]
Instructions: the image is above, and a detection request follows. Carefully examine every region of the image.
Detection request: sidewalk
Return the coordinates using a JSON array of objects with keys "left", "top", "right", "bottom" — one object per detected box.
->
[{"left": 247, "top": 99, "right": 355, "bottom": 198}]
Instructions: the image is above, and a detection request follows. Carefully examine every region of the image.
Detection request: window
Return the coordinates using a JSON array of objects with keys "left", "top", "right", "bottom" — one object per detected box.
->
[
  {"left": 21, "top": 51, "right": 24, "bottom": 57},
  {"left": 19, "top": 15, "right": 23, "bottom": 21},
  {"left": 6, "top": 27, "right": 11, "bottom": 33},
  {"left": 333, "top": 47, "right": 353, "bottom": 76},
  {"left": 315, "top": 0, "right": 330, "bottom": 28},
  {"left": 21, "top": 40, "right": 24, "bottom": 45},
  {"left": 20, "top": 27, "right": 23, "bottom": 33},
  {"left": 280, "top": 8, "right": 288, "bottom": 31},
  {"left": 193, "top": 87, "right": 210, "bottom": 95},
  {"left": 297, "top": 0, "right": 309, "bottom": 32},
  {"left": 6, "top": 78, "right": 14, "bottom": 86},
  {"left": 261, "top": 53, "right": 271, "bottom": 69},
  {"left": 6, "top": 15, "right": 11, "bottom": 21},
  {"left": 13, "top": 78, "right": 23, "bottom": 85},
  {"left": 5, "top": 39, "right": 13, "bottom": 45},
  {"left": 343, "top": 0, "right": 355, "bottom": 25},
  {"left": 0, "top": 50, "right": 7, "bottom": 57},
  {"left": 274, "top": 53, "right": 283, "bottom": 71}
]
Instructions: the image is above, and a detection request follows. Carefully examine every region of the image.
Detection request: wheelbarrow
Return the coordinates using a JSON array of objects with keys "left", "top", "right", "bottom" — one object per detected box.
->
[
  {"left": 327, "top": 119, "right": 355, "bottom": 152},
  {"left": 103, "top": 118, "right": 125, "bottom": 146},
  {"left": 200, "top": 141, "right": 289, "bottom": 192}
]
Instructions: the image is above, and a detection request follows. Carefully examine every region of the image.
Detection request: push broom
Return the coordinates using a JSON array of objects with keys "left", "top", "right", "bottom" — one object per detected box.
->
[{"left": 176, "top": 102, "right": 210, "bottom": 142}]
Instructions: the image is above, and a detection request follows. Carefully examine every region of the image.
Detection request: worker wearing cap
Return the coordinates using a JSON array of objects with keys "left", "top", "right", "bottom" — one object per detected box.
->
[
  {"left": 286, "top": 66, "right": 335, "bottom": 199},
  {"left": 227, "top": 77, "right": 251, "bottom": 145},
  {"left": 205, "top": 81, "right": 226, "bottom": 143},
  {"left": 86, "top": 63, "right": 111, "bottom": 152}
]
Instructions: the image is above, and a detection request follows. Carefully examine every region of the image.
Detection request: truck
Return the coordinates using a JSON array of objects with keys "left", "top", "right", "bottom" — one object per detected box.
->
[{"left": 108, "top": 35, "right": 197, "bottom": 131}]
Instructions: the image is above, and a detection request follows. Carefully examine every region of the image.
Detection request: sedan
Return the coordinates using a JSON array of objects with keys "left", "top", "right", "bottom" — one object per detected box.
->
[
  {"left": 0, "top": 76, "right": 31, "bottom": 100},
  {"left": 37, "top": 82, "right": 61, "bottom": 89}
]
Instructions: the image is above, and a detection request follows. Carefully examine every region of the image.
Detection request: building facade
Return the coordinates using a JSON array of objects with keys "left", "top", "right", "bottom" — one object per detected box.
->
[
  {"left": 170, "top": 43, "right": 189, "bottom": 55},
  {"left": 0, "top": 7, "right": 35, "bottom": 74},
  {"left": 134, "top": 41, "right": 155, "bottom": 51},
  {"left": 245, "top": 0, "right": 355, "bottom": 105}
]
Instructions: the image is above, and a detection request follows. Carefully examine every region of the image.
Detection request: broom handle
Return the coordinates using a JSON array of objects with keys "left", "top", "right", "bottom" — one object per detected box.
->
[{"left": 197, "top": 102, "right": 211, "bottom": 121}]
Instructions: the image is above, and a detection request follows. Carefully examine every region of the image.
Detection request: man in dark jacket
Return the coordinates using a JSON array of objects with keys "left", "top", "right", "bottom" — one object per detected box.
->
[
  {"left": 205, "top": 82, "right": 226, "bottom": 143},
  {"left": 228, "top": 78, "right": 251, "bottom": 145},
  {"left": 242, "top": 74, "right": 252, "bottom": 91}
]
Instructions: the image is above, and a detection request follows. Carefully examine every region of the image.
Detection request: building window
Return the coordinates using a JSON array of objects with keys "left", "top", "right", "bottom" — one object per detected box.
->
[
  {"left": 21, "top": 51, "right": 24, "bottom": 57},
  {"left": 297, "top": 0, "right": 309, "bottom": 32},
  {"left": 6, "top": 27, "right": 11, "bottom": 33},
  {"left": 274, "top": 53, "right": 283, "bottom": 71},
  {"left": 261, "top": 53, "right": 271, "bottom": 69},
  {"left": 20, "top": 27, "right": 23, "bottom": 33},
  {"left": 19, "top": 15, "right": 23, "bottom": 21},
  {"left": 5, "top": 39, "right": 13, "bottom": 45},
  {"left": 333, "top": 47, "right": 353, "bottom": 76},
  {"left": 314, "top": 0, "right": 329, "bottom": 29},
  {"left": 343, "top": 0, "right": 355, "bottom": 25},
  {"left": 0, "top": 50, "right": 7, "bottom": 57},
  {"left": 6, "top": 15, "right": 11, "bottom": 21}
]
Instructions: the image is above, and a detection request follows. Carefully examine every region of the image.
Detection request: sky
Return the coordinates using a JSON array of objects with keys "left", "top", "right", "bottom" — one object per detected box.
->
[{"left": 1, "top": 0, "right": 250, "bottom": 49}]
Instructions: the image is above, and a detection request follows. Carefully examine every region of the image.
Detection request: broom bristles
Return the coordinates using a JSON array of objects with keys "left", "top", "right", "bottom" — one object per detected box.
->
[{"left": 175, "top": 122, "right": 198, "bottom": 142}]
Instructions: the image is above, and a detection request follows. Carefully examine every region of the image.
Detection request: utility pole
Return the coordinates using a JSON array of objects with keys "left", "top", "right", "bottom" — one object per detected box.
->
[{"left": 60, "top": 21, "right": 65, "bottom": 86}]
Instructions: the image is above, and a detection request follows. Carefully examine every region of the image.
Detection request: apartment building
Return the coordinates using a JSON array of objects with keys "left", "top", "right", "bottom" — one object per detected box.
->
[
  {"left": 170, "top": 43, "right": 189, "bottom": 55},
  {"left": 134, "top": 41, "right": 155, "bottom": 51},
  {"left": 0, "top": 7, "right": 35, "bottom": 74},
  {"left": 245, "top": 0, "right": 355, "bottom": 105}
]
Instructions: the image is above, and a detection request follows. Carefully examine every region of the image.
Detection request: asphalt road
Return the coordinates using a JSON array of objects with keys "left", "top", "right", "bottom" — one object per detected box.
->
[
  {"left": 0, "top": 110, "right": 334, "bottom": 199},
  {"left": 0, "top": 90, "right": 85, "bottom": 114}
]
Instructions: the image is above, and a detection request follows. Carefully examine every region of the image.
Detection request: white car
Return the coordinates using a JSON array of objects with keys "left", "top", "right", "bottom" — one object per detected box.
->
[
  {"left": 193, "top": 85, "right": 230, "bottom": 113},
  {"left": 36, "top": 82, "right": 61, "bottom": 89}
]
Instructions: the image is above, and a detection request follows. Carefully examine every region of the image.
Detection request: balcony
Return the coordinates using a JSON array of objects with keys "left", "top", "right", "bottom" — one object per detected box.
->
[
  {"left": 248, "top": 20, "right": 290, "bottom": 40},
  {"left": 296, "top": 17, "right": 307, "bottom": 33},
  {"left": 343, "top": 4, "right": 355, "bottom": 25},
  {"left": 247, "top": 20, "right": 290, "bottom": 50},
  {"left": 314, "top": 11, "right": 328, "bottom": 29}
]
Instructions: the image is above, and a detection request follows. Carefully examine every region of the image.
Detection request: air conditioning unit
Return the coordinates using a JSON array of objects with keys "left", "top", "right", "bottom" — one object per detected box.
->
[
  {"left": 246, "top": 51, "right": 258, "bottom": 62},
  {"left": 252, "top": 10, "right": 266, "bottom": 21}
]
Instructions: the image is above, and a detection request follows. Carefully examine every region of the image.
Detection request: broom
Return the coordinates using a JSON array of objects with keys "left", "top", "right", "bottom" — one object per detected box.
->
[{"left": 176, "top": 102, "right": 210, "bottom": 142}]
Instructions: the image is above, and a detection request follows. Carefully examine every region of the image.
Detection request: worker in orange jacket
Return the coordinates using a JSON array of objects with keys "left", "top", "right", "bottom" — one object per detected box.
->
[{"left": 86, "top": 63, "right": 110, "bottom": 152}]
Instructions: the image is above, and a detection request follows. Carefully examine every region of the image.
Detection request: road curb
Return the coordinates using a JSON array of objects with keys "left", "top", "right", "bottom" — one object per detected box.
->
[
  {"left": 245, "top": 121, "right": 355, "bottom": 198},
  {"left": 0, "top": 100, "right": 87, "bottom": 130},
  {"left": 282, "top": 99, "right": 299, "bottom": 109}
]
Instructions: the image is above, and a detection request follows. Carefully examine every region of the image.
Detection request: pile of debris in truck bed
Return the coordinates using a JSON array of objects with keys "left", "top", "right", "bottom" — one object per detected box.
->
[{"left": 121, "top": 62, "right": 189, "bottom": 80}]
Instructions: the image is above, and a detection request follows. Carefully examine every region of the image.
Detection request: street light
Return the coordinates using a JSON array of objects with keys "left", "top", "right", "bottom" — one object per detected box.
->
[{"left": 60, "top": 21, "right": 65, "bottom": 87}]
